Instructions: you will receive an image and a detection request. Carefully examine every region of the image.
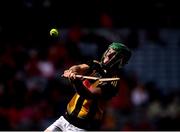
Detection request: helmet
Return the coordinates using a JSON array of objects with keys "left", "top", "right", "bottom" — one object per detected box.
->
[{"left": 101, "top": 42, "right": 131, "bottom": 69}]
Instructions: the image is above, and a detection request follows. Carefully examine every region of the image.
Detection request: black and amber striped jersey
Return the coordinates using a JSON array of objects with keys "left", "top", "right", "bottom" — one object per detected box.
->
[{"left": 66, "top": 60, "right": 120, "bottom": 127}]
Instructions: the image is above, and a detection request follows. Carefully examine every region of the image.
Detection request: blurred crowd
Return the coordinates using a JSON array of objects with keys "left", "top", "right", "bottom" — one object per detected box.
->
[
  {"left": 0, "top": 25, "right": 180, "bottom": 131},
  {"left": 0, "top": 1, "right": 180, "bottom": 130}
]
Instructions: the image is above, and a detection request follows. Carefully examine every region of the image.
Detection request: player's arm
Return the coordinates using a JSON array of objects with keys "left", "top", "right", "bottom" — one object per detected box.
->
[
  {"left": 63, "top": 60, "right": 101, "bottom": 80},
  {"left": 63, "top": 64, "right": 89, "bottom": 79},
  {"left": 72, "top": 79, "right": 119, "bottom": 99}
]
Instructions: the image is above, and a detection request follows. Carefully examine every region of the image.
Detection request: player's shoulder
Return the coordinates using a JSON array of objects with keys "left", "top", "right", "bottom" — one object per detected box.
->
[{"left": 87, "top": 60, "right": 101, "bottom": 66}]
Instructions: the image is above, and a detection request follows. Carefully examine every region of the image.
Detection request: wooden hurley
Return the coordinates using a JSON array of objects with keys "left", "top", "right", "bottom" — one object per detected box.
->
[{"left": 75, "top": 75, "right": 120, "bottom": 82}]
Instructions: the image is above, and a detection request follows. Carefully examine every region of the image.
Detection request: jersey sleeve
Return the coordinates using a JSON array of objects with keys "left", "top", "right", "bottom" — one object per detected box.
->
[
  {"left": 100, "top": 80, "right": 119, "bottom": 100},
  {"left": 84, "top": 60, "right": 101, "bottom": 76}
]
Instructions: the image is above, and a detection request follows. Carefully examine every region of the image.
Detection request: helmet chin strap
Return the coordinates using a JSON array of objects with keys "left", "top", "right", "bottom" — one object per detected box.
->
[
  {"left": 109, "top": 55, "right": 125, "bottom": 69},
  {"left": 101, "top": 52, "right": 117, "bottom": 68}
]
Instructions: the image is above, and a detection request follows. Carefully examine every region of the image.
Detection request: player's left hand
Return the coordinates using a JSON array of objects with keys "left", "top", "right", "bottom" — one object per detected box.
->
[{"left": 63, "top": 69, "right": 77, "bottom": 80}]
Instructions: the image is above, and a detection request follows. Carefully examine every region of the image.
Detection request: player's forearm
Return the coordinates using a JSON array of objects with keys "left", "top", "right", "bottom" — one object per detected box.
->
[
  {"left": 69, "top": 64, "right": 89, "bottom": 75},
  {"left": 63, "top": 64, "right": 89, "bottom": 79}
]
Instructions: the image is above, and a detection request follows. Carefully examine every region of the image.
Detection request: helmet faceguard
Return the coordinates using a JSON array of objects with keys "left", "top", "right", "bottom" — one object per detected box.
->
[{"left": 101, "top": 42, "right": 131, "bottom": 69}]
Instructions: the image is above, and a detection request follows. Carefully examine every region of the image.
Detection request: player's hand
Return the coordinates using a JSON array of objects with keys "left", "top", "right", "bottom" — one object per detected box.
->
[{"left": 63, "top": 69, "right": 77, "bottom": 80}]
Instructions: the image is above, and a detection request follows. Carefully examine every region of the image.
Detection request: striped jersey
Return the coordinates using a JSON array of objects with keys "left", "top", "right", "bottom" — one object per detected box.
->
[{"left": 66, "top": 60, "right": 120, "bottom": 125}]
